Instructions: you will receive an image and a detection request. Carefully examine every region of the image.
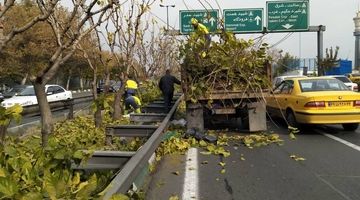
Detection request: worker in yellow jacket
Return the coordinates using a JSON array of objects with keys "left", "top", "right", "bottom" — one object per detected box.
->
[
  {"left": 191, "top": 18, "right": 211, "bottom": 58},
  {"left": 124, "top": 93, "right": 141, "bottom": 114},
  {"left": 125, "top": 78, "right": 138, "bottom": 95}
]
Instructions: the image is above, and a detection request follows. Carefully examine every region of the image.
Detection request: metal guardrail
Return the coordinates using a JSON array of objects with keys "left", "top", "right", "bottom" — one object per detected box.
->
[
  {"left": 72, "top": 151, "right": 136, "bottom": 170},
  {"left": 21, "top": 94, "right": 93, "bottom": 117},
  {"left": 102, "top": 94, "right": 183, "bottom": 199},
  {"left": 105, "top": 125, "right": 159, "bottom": 145}
]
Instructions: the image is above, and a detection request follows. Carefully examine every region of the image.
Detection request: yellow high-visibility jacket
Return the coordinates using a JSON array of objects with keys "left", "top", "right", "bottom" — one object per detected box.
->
[
  {"left": 133, "top": 96, "right": 141, "bottom": 106},
  {"left": 195, "top": 23, "right": 209, "bottom": 36}
]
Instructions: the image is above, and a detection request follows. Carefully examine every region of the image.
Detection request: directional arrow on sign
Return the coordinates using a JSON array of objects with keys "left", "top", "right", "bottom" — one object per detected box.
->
[
  {"left": 255, "top": 16, "right": 261, "bottom": 26},
  {"left": 282, "top": 24, "right": 294, "bottom": 29},
  {"left": 209, "top": 17, "right": 216, "bottom": 26}
]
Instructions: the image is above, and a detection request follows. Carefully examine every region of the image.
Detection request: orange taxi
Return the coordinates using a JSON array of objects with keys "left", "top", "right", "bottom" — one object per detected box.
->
[{"left": 266, "top": 77, "right": 360, "bottom": 131}]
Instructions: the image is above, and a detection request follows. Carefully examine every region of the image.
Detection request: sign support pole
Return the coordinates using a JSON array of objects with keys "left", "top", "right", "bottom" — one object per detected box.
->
[{"left": 317, "top": 25, "right": 324, "bottom": 76}]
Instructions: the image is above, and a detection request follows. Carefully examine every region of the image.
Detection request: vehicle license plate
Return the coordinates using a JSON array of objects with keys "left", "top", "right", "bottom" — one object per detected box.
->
[{"left": 328, "top": 101, "right": 351, "bottom": 107}]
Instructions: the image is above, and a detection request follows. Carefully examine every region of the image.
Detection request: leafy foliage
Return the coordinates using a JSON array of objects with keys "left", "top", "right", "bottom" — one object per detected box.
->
[
  {"left": 180, "top": 32, "right": 271, "bottom": 103},
  {"left": 0, "top": 105, "right": 23, "bottom": 143},
  {"left": 91, "top": 94, "right": 115, "bottom": 116},
  {"left": 138, "top": 80, "right": 162, "bottom": 105},
  {"left": 317, "top": 46, "right": 340, "bottom": 76},
  {"left": 0, "top": 115, "right": 145, "bottom": 199},
  {"left": 0, "top": 105, "right": 23, "bottom": 126}
]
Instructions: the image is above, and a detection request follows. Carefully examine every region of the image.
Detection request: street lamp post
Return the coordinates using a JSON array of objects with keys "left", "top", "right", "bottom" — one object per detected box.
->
[{"left": 160, "top": 4, "right": 175, "bottom": 31}]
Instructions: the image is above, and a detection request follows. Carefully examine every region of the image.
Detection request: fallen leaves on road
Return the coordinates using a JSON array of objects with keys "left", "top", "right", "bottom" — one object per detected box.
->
[
  {"left": 288, "top": 126, "right": 299, "bottom": 140},
  {"left": 201, "top": 160, "right": 208, "bottom": 165},
  {"left": 169, "top": 195, "right": 180, "bottom": 200},
  {"left": 219, "top": 162, "right": 226, "bottom": 167},
  {"left": 172, "top": 171, "right": 180, "bottom": 175},
  {"left": 290, "top": 154, "right": 306, "bottom": 161}
]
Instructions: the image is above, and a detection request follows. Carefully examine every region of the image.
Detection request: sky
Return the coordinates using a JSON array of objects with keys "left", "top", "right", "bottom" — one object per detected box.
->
[{"left": 152, "top": 0, "right": 360, "bottom": 67}]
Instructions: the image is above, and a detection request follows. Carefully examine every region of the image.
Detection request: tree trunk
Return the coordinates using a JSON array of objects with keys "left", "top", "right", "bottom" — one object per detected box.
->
[
  {"left": 21, "top": 74, "right": 28, "bottom": 85},
  {"left": 112, "top": 90, "right": 123, "bottom": 120},
  {"left": 66, "top": 75, "right": 71, "bottom": 90},
  {"left": 0, "top": 125, "right": 7, "bottom": 145},
  {"left": 92, "top": 75, "right": 102, "bottom": 127},
  {"left": 34, "top": 82, "right": 53, "bottom": 147},
  {"left": 112, "top": 80, "right": 126, "bottom": 120},
  {"left": 80, "top": 76, "right": 84, "bottom": 91}
]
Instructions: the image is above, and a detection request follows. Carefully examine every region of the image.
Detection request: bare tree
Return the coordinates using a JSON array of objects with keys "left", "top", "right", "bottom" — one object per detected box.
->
[
  {"left": 136, "top": 25, "right": 180, "bottom": 78},
  {"left": 101, "top": 0, "right": 156, "bottom": 120},
  {"left": 0, "top": 0, "right": 59, "bottom": 51},
  {"left": 28, "top": 0, "right": 117, "bottom": 146}
]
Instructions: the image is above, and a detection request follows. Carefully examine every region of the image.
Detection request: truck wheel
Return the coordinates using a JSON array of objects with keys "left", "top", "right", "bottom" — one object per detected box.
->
[
  {"left": 342, "top": 123, "right": 359, "bottom": 131},
  {"left": 286, "top": 110, "right": 298, "bottom": 128}
]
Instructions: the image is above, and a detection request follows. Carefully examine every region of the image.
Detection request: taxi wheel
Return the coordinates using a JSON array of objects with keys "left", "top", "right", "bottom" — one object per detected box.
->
[
  {"left": 342, "top": 123, "right": 359, "bottom": 131},
  {"left": 286, "top": 110, "right": 298, "bottom": 128}
]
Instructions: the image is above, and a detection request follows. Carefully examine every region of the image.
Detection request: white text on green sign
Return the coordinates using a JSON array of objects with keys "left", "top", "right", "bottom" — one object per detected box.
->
[
  {"left": 267, "top": 1, "right": 309, "bottom": 32},
  {"left": 179, "top": 10, "right": 218, "bottom": 34},
  {"left": 224, "top": 9, "right": 263, "bottom": 33}
]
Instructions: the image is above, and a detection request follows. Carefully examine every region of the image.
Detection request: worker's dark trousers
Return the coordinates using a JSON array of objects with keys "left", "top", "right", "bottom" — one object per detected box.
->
[
  {"left": 125, "top": 96, "right": 139, "bottom": 111},
  {"left": 163, "top": 92, "right": 173, "bottom": 113}
]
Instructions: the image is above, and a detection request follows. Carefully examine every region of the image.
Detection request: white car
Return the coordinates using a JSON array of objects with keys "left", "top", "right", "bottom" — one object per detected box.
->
[
  {"left": 323, "top": 75, "right": 358, "bottom": 91},
  {"left": 1, "top": 85, "right": 72, "bottom": 108},
  {"left": 272, "top": 75, "right": 307, "bottom": 88}
]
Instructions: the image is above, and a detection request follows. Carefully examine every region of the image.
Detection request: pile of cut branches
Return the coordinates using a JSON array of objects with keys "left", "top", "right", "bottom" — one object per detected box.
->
[{"left": 180, "top": 32, "right": 271, "bottom": 103}]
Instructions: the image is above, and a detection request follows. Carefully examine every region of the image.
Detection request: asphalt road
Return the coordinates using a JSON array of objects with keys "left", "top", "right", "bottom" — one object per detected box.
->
[
  {"left": 7, "top": 92, "right": 92, "bottom": 134},
  {"left": 146, "top": 121, "right": 360, "bottom": 200}
]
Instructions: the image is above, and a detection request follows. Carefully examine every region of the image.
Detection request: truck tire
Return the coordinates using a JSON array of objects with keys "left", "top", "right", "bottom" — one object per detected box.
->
[{"left": 342, "top": 123, "right": 359, "bottom": 131}]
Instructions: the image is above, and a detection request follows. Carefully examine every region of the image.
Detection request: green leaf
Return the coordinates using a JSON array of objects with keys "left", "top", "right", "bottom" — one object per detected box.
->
[
  {"left": 72, "top": 172, "right": 81, "bottom": 187},
  {"left": 218, "top": 162, "right": 226, "bottom": 167},
  {"left": 0, "top": 177, "right": 19, "bottom": 198},
  {"left": 290, "top": 154, "right": 306, "bottom": 161},
  {"left": 295, "top": 157, "right": 306, "bottom": 161},
  {"left": 54, "top": 150, "right": 66, "bottom": 160},
  {"left": 20, "top": 192, "right": 43, "bottom": 200},
  {"left": 220, "top": 169, "right": 226, "bottom": 174},
  {"left": 169, "top": 195, "right": 180, "bottom": 200},
  {"left": 75, "top": 174, "right": 98, "bottom": 198},
  {"left": 0, "top": 168, "right": 6, "bottom": 177},
  {"left": 73, "top": 150, "right": 84, "bottom": 160},
  {"left": 289, "top": 132, "right": 296, "bottom": 140},
  {"left": 109, "top": 194, "right": 130, "bottom": 200},
  {"left": 43, "top": 170, "right": 57, "bottom": 200},
  {"left": 199, "top": 140, "right": 207, "bottom": 147}
]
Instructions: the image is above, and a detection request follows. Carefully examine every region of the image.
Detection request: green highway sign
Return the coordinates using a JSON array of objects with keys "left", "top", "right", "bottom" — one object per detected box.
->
[
  {"left": 179, "top": 10, "right": 218, "bottom": 34},
  {"left": 224, "top": 9, "right": 263, "bottom": 33},
  {"left": 267, "top": 1, "right": 309, "bottom": 32}
]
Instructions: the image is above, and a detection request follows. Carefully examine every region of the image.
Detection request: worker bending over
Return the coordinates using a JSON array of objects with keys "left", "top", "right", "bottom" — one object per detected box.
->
[
  {"left": 124, "top": 93, "right": 141, "bottom": 114},
  {"left": 125, "top": 78, "right": 138, "bottom": 96}
]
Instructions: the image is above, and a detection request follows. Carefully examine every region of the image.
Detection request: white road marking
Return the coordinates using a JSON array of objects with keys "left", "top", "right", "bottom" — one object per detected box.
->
[
  {"left": 182, "top": 148, "right": 199, "bottom": 200},
  {"left": 8, "top": 121, "right": 39, "bottom": 131},
  {"left": 322, "top": 133, "right": 360, "bottom": 152}
]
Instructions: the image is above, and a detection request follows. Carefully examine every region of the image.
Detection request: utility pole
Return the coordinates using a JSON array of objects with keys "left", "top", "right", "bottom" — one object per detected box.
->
[
  {"left": 159, "top": 4, "right": 175, "bottom": 70},
  {"left": 354, "top": 11, "right": 360, "bottom": 70},
  {"left": 159, "top": 4, "right": 175, "bottom": 31}
]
